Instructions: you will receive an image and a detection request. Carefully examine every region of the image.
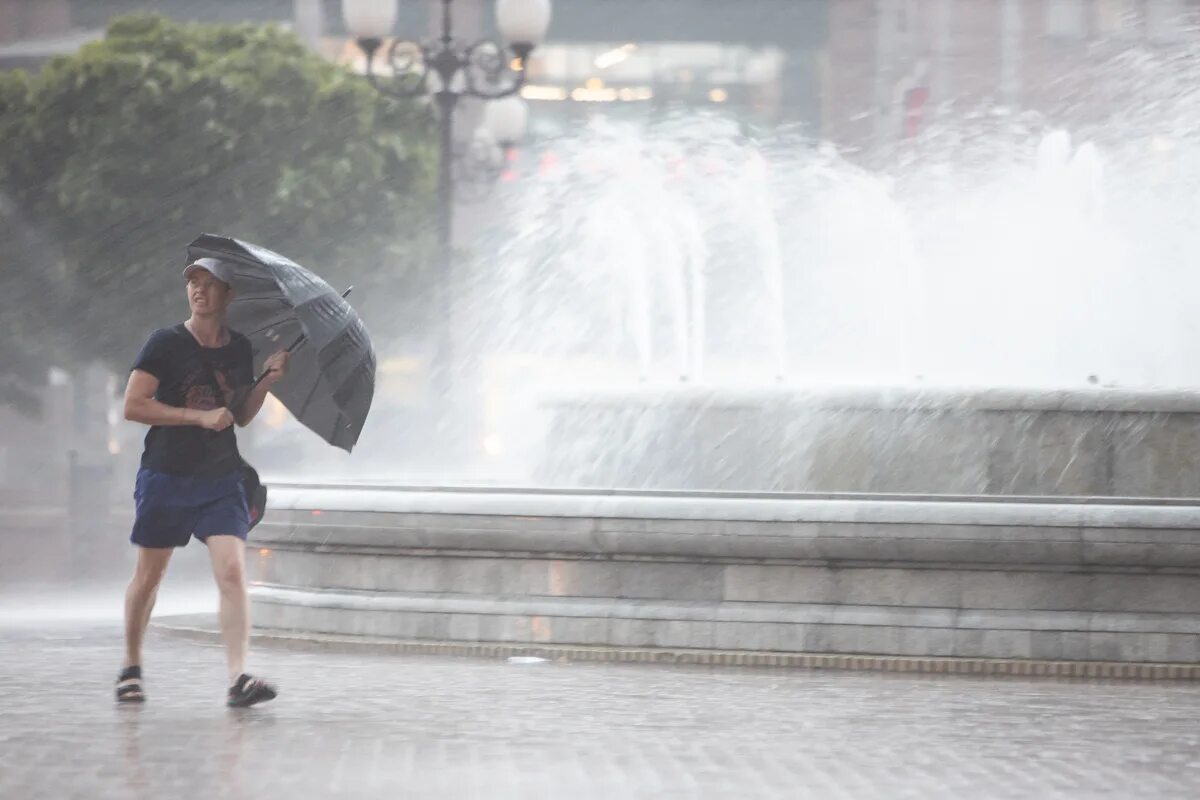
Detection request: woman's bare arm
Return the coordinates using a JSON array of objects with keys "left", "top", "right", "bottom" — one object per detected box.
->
[{"left": 123, "top": 369, "right": 232, "bottom": 431}]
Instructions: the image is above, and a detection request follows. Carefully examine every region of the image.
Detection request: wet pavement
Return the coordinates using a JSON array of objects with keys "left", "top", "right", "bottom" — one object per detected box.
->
[{"left": 3, "top": 582, "right": 1200, "bottom": 799}]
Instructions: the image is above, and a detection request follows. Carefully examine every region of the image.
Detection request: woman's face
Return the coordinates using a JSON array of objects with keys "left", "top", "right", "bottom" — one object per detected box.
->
[{"left": 186, "top": 269, "right": 233, "bottom": 317}]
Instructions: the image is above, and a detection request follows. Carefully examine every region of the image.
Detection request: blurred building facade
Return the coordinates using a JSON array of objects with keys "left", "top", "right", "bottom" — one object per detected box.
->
[
  {"left": 823, "top": 0, "right": 1200, "bottom": 157},
  {"left": 5, "top": 1, "right": 1200, "bottom": 150}
]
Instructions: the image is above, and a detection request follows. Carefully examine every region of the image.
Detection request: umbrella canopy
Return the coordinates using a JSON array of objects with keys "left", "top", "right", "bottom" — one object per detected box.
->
[{"left": 186, "top": 233, "right": 375, "bottom": 452}]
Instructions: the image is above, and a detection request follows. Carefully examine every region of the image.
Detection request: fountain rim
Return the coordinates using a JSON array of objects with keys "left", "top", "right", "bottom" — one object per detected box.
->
[
  {"left": 263, "top": 482, "right": 1200, "bottom": 528},
  {"left": 534, "top": 384, "right": 1200, "bottom": 413}
]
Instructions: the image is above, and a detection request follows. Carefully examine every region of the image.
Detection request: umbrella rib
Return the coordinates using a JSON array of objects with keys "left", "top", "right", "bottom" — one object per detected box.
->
[
  {"left": 330, "top": 412, "right": 347, "bottom": 444},
  {"left": 293, "top": 372, "right": 325, "bottom": 421},
  {"left": 240, "top": 315, "right": 301, "bottom": 338}
]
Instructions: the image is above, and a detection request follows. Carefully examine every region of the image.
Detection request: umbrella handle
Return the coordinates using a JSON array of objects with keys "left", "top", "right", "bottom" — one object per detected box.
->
[
  {"left": 248, "top": 286, "right": 352, "bottom": 390},
  {"left": 247, "top": 331, "right": 304, "bottom": 391}
]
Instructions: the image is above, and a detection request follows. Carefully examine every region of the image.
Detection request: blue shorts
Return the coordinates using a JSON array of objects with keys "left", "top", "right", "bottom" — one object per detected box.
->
[{"left": 130, "top": 467, "right": 250, "bottom": 549}]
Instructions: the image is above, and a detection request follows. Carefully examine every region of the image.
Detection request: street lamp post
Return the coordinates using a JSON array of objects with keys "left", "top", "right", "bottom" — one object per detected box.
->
[{"left": 342, "top": 0, "right": 550, "bottom": 443}]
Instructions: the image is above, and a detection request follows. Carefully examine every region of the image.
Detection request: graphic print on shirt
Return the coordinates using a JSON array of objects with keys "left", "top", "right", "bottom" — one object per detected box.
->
[{"left": 182, "top": 363, "right": 234, "bottom": 411}]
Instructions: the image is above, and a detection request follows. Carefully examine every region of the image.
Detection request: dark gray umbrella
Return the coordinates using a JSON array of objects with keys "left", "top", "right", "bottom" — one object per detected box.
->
[{"left": 186, "top": 233, "right": 375, "bottom": 452}]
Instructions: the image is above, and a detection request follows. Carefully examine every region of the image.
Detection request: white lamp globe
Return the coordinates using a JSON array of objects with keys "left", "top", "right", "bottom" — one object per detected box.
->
[
  {"left": 496, "top": 0, "right": 552, "bottom": 48},
  {"left": 484, "top": 97, "right": 529, "bottom": 146},
  {"left": 343, "top": 0, "right": 398, "bottom": 39}
]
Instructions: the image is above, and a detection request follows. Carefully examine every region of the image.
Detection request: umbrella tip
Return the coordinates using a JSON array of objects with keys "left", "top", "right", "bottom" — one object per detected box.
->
[{"left": 342, "top": 286, "right": 354, "bottom": 298}]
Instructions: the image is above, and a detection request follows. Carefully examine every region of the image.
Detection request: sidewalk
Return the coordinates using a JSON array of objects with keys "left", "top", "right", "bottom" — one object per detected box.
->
[{"left": 3, "top": 588, "right": 1200, "bottom": 799}]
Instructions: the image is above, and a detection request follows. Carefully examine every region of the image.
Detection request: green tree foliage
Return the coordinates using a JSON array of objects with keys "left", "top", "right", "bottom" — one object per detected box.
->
[
  {"left": 0, "top": 70, "right": 54, "bottom": 413},
  {"left": 0, "top": 192, "right": 55, "bottom": 415},
  {"left": 1, "top": 14, "right": 436, "bottom": 373}
]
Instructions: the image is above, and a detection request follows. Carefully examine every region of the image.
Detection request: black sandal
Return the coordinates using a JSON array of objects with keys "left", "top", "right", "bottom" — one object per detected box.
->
[
  {"left": 116, "top": 666, "right": 145, "bottom": 704},
  {"left": 227, "top": 673, "right": 277, "bottom": 708}
]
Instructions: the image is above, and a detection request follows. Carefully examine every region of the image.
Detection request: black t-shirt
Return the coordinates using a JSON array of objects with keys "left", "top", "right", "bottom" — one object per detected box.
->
[{"left": 131, "top": 324, "right": 254, "bottom": 477}]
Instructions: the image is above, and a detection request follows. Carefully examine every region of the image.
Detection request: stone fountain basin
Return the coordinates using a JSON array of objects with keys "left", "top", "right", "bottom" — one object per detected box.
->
[
  {"left": 535, "top": 385, "right": 1200, "bottom": 497},
  {"left": 248, "top": 483, "right": 1200, "bottom": 666}
]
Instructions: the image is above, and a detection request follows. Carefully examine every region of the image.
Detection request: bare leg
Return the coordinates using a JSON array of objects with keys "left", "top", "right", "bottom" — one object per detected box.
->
[
  {"left": 206, "top": 535, "right": 249, "bottom": 686},
  {"left": 123, "top": 547, "right": 173, "bottom": 670}
]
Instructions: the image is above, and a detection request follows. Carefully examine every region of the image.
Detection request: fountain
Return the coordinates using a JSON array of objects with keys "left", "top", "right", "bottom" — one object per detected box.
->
[
  {"left": 246, "top": 114, "right": 1200, "bottom": 672},
  {"left": 482, "top": 122, "right": 1198, "bottom": 497}
]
